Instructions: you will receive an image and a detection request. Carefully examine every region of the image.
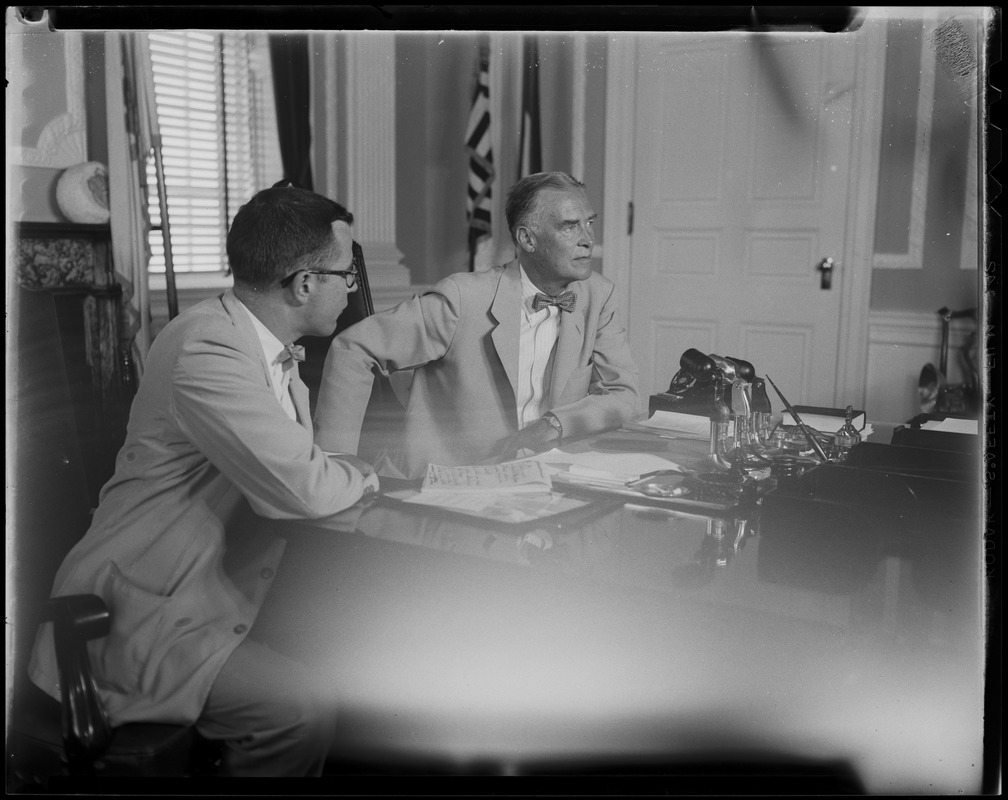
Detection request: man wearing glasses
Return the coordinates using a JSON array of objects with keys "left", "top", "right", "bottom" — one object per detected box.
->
[
  {"left": 28, "top": 185, "right": 378, "bottom": 777},
  {"left": 315, "top": 172, "right": 641, "bottom": 479}
]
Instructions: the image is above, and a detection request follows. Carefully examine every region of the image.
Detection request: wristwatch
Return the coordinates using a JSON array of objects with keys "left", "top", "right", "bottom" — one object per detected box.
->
[{"left": 542, "top": 412, "right": 563, "bottom": 441}]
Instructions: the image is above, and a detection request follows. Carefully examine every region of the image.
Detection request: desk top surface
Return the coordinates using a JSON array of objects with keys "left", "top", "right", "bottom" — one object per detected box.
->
[{"left": 249, "top": 425, "right": 988, "bottom": 793}]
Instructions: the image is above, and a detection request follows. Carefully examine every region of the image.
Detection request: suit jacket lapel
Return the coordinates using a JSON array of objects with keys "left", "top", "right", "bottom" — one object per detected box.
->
[
  {"left": 549, "top": 281, "right": 586, "bottom": 406},
  {"left": 221, "top": 290, "right": 311, "bottom": 428},
  {"left": 221, "top": 290, "right": 274, "bottom": 388},
  {"left": 490, "top": 261, "right": 522, "bottom": 396},
  {"left": 289, "top": 368, "right": 312, "bottom": 429}
]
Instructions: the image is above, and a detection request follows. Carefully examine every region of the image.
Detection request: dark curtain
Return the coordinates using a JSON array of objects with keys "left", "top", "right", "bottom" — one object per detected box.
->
[{"left": 269, "top": 33, "right": 314, "bottom": 191}]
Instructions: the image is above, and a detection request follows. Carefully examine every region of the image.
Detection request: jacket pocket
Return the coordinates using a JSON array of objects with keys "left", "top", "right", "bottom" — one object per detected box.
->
[
  {"left": 94, "top": 562, "right": 172, "bottom": 695},
  {"left": 560, "top": 364, "right": 593, "bottom": 401}
]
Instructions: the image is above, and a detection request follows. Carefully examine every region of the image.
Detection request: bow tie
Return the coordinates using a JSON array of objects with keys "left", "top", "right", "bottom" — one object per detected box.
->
[
  {"left": 531, "top": 291, "right": 577, "bottom": 313},
  {"left": 278, "top": 343, "right": 305, "bottom": 368}
]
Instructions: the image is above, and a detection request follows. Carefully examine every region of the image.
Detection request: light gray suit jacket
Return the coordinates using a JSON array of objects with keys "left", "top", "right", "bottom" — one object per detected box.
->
[
  {"left": 28, "top": 290, "right": 374, "bottom": 726},
  {"left": 315, "top": 261, "right": 641, "bottom": 479}
]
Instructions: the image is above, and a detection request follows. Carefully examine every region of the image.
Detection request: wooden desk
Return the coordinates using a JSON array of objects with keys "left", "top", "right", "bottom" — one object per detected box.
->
[{"left": 248, "top": 429, "right": 987, "bottom": 793}]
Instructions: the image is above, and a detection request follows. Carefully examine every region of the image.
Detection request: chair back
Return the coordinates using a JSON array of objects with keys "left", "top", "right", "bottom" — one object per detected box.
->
[
  {"left": 297, "top": 241, "right": 393, "bottom": 414},
  {"left": 348, "top": 240, "right": 375, "bottom": 319},
  {"left": 12, "top": 288, "right": 95, "bottom": 677}
]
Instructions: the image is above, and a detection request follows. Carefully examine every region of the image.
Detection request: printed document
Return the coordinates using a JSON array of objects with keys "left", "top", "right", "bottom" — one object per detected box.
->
[{"left": 421, "top": 459, "right": 551, "bottom": 493}]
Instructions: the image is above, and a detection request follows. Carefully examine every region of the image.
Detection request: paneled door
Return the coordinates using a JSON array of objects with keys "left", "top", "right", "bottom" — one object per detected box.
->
[{"left": 625, "top": 31, "right": 868, "bottom": 406}]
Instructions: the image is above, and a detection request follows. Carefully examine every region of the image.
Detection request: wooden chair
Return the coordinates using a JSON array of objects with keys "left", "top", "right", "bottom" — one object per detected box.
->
[
  {"left": 8, "top": 598, "right": 203, "bottom": 788},
  {"left": 7, "top": 289, "right": 210, "bottom": 790}
]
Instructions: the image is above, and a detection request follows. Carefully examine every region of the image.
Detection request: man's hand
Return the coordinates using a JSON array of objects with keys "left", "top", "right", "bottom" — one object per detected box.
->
[
  {"left": 490, "top": 417, "right": 561, "bottom": 462},
  {"left": 327, "top": 452, "right": 380, "bottom": 496}
]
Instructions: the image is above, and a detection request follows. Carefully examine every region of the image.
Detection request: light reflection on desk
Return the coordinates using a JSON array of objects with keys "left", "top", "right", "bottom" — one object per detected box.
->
[{"left": 248, "top": 471, "right": 985, "bottom": 795}]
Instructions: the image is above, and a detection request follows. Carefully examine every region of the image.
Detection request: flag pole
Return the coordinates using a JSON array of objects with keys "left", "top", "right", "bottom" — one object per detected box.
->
[{"left": 518, "top": 35, "right": 543, "bottom": 180}]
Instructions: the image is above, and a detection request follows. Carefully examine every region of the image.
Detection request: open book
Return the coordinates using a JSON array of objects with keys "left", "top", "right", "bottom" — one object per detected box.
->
[{"left": 421, "top": 459, "right": 552, "bottom": 493}]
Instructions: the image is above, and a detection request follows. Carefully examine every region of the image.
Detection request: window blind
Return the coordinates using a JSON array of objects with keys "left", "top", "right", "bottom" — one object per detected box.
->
[{"left": 146, "top": 31, "right": 282, "bottom": 274}]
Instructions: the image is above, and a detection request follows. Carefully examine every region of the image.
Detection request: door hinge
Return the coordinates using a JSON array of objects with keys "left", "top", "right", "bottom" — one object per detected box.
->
[{"left": 627, "top": 201, "right": 634, "bottom": 236}]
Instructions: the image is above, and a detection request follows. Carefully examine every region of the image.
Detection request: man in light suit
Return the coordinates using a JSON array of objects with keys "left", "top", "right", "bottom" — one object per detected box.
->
[
  {"left": 315, "top": 172, "right": 641, "bottom": 479},
  {"left": 28, "top": 186, "right": 378, "bottom": 776}
]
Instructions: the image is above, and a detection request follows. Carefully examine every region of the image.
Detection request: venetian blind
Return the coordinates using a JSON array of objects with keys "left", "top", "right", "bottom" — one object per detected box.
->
[{"left": 146, "top": 31, "right": 282, "bottom": 273}]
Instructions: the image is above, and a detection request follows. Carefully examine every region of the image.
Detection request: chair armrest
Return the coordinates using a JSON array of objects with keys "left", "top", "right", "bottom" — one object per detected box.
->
[{"left": 41, "top": 594, "right": 113, "bottom": 769}]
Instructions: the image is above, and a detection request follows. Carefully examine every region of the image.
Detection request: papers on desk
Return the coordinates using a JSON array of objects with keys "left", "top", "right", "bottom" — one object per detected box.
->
[
  {"left": 622, "top": 410, "right": 711, "bottom": 440},
  {"left": 386, "top": 447, "right": 704, "bottom": 525},
  {"left": 524, "top": 448, "right": 691, "bottom": 500},
  {"left": 421, "top": 459, "right": 551, "bottom": 493},
  {"left": 527, "top": 447, "right": 691, "bottom": 481},
  {"left": 387, "top": 457, "right": 604, "bottom": 528},
  {"left": 920, "top": 417, "right": 978, "bottom": 435},
  {"left": 535, "top": 447, "right": 753, "bottom": 514},
  {"left": 397, "top": 488, "right": 592, "bottom": 525},
  {"left": 388, "top": 458, "right": 610, "bottom": 527},
  {"left": 400, "top": 449, "right": 690, "bottom": 520}
]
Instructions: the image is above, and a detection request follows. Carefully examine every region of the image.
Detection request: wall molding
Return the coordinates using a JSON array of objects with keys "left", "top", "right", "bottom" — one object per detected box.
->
[
  {"left": 960, "top": 76, "right": 981, "bottom": 271},
  {"left": 601, "top": 35, "right": 636, "bottom": 327},
  {"left": 868, "top": 309, "right": 975, "bottom": 347},
  {"left": 872, "top": 13, "right": 936, "bottom": 271},
  {"left": 571, "top": 36, "right": 587, "bottom": 183},
  {"left": 866, "top": 309, "right": 976, "bottom": 423}
]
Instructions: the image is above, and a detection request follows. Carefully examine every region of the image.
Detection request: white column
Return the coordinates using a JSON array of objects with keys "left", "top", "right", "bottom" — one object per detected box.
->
[
  {"left": 571, "top": 36, "right": 587, "bottom": 184},
  {"left": 343, "top": 33, "right": 411, "bottom": 309}
]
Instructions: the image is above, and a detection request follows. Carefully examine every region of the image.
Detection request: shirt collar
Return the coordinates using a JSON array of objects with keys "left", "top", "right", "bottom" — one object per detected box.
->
[
  {"left": 519, "top": 265, "right": 553, "bottom": 319},
  {"left": 234, "top": 297, "right": 288, "bottom": 368}
]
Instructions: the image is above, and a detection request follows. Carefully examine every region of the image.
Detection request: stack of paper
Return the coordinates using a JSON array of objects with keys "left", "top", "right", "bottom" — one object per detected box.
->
[
  {"left": 622, "top": 411, "right": 711, "bottom": 440},
  {"left": 527, "top": 448, "right": 691, "bottom": 492},
  {"left": 921, "top": 418, "right": 978, "bottom": 435}
]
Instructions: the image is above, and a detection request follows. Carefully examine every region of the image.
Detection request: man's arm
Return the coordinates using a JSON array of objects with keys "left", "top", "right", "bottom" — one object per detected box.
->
[
  {"left": 489, "top": 281, "right": 641, "bottom": 461},
  {"left": 314, "top": 279, "right": 462, "bottom": 454},
  {"left": 548, "top": 281, "right": 641, "bottom": 439},
  {"left": 172, "top": 331, "right": 376, "bottom": 519}
]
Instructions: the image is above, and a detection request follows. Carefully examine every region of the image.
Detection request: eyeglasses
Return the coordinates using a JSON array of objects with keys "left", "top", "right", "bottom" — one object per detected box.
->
[
  {"left": 279, "top": 265, "right": 358, "bottom": 289},
  {"left": 279, "top": 238, "right": 363, "bottom": 288}
]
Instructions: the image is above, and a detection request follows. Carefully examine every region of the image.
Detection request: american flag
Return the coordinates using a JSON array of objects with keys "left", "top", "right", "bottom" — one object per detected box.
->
[
  {"left": 518, "top": 36, "right": 542, "bottom": 180},
  {"left": 465, "top": 44, "right": 494, "bottom": 271}
]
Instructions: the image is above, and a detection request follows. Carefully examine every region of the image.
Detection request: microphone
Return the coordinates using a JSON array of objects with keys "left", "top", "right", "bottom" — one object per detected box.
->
[
  {"left": 708, "top": 354, "right": 737, "bottom": 383},
  {"left": 725, "top": 356, "right": 755, "bottom": 383},
  {"left": 680, "top": 348, "right": 718, "bottom": 382}
]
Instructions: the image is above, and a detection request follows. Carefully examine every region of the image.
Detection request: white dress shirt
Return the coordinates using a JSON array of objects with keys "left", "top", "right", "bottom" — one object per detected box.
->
[
  {"left": 516, "top": 265, "right": 560, "bottom": 429},
  {"left": 235, "top": 299, "right": 298, "bottom": 421}
]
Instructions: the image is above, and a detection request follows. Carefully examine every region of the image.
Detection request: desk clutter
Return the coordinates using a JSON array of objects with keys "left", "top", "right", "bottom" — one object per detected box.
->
[
  {"left": 648, "top": 348, "right": 878, "bottom": 470},
  {"left": 379, "top": 346, "right": 979, "bottom": 560}
]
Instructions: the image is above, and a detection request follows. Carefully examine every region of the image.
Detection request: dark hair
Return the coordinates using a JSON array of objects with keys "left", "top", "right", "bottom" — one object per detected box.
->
[
  {"left": 504, "top": 171, "right": 585, "bottom": 238},
  {"left": 226, "top": 186, "right": 354, "bottom": 286}
]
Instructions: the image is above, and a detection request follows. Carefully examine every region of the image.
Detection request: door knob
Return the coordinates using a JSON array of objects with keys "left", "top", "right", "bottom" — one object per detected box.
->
[{"left": 816, "top": 257, "right": 835, "bottom": 290}]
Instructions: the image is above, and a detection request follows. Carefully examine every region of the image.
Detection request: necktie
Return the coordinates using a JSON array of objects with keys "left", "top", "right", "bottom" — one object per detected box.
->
[
  {"left": 279, "top": 343, "right": 305, "bottom": 370},
  {"left": 276, "top": 345, "right": 302, "bottom": 421},
  {"left": 531, "top": 291, "right": 577, "bottom": 313}
]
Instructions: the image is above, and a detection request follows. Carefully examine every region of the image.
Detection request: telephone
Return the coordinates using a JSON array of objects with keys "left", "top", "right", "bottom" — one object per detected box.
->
[{"left": 650, "top": 349, "right": 772, "bottom": 420}]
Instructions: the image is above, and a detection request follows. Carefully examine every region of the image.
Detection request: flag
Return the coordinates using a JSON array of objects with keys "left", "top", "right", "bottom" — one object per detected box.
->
[
  {"left": 466, "top": 43, "right": 494, "bottom": 271},
  {"left": 106, "top": 31, "right": 163, "bottom": 379},
  {"left": 518, "top": 36, "right": 542, "bottom": 180}
]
